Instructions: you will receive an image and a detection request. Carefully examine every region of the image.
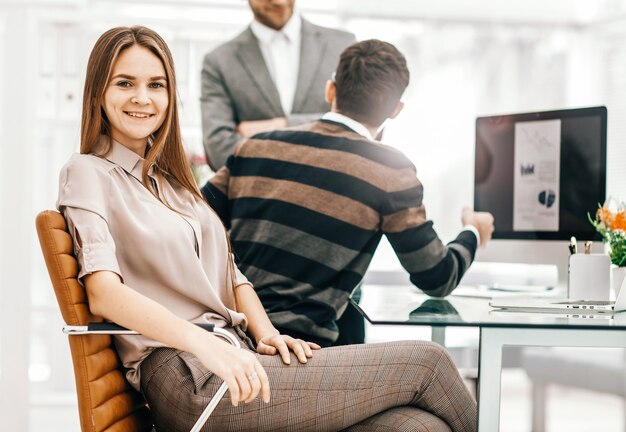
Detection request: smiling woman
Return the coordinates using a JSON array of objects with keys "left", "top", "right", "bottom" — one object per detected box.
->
[
  {"left": 53, "top": 25, "right": 478, "bottom": 432},
  {"left": 102, "top": 45, "right": 169, "bottom": 156},
  {"left": 77, "top": 26, "right": 195, "bottom": 203}
]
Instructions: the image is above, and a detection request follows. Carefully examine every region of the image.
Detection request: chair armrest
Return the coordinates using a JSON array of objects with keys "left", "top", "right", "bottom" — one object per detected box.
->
[
  {"left": 62, "top": 321, "right": 240, "bottom": 432},
  {"left": 63, "top": 322, "right": 239, "bottom": 347}
]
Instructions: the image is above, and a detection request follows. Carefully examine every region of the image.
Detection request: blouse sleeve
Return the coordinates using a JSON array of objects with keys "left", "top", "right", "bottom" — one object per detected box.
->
[
  {"left": 231, "top": 253, "right": 252, "bottom": 289},
  {"left": 56, "top": 155, "right": 122, "bottom": 281}
]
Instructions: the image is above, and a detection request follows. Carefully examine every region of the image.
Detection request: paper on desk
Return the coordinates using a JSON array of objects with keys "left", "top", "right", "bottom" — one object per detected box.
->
[{"left": 451, "top": 284, "right": 556, "bottom": 299}]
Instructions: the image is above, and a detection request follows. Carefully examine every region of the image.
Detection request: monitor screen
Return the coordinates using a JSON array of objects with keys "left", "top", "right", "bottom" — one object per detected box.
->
[{"left": 474, "top": 106, "right": 607, "bottom": 240}]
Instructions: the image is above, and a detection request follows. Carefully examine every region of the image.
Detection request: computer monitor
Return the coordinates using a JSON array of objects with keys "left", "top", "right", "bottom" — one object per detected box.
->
[{"left": 472, "top": 106, "right": 607, "bottom": 288}]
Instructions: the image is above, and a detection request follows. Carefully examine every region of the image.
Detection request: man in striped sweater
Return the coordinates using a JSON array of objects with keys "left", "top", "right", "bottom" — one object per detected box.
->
[{"left": 202, "top": 39, "right": 494, "bottom": 347}]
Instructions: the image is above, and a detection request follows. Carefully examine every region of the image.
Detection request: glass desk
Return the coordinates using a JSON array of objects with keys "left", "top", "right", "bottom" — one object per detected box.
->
[{"left": 350, "top": 284, "right": 626, "bottom": 432}]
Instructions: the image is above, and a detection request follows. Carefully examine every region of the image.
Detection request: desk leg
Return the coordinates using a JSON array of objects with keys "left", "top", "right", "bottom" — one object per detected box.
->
[
  {"left": 477, "top": 327, "right": 626, "bottom": 432},
  {"left": 477, "top": 327, "right": 504, "bottom": 432},
  {"left": 431, "top": 326, "right": 446, "bottom": 346}
]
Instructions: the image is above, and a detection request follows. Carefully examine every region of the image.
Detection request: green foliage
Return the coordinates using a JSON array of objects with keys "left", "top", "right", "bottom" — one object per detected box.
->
[{"left": 589, "top": 203, "right": 626, "bottom": 267}]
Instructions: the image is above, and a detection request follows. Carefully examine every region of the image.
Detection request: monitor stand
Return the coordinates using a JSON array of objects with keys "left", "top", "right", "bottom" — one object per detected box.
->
[
  {"left": 461, "top": 261, "right": 559, "bottom": 293},
  {"left": 469, "top": 239, "right": 601, "bottom": 291}
]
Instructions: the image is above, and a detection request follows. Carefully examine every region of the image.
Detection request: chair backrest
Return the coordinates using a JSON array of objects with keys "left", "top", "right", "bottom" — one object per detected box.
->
[{"left": 36, "top": 210, "right": 153, "bottom": 432}]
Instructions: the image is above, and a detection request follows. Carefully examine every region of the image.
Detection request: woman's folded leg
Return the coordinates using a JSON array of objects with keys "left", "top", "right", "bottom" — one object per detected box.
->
[
  {"left": 341, "top": 406, "right": 452, "bottom": 432},
  {"left": 141, "top": 340, "right": 477, "bottom": 432}
]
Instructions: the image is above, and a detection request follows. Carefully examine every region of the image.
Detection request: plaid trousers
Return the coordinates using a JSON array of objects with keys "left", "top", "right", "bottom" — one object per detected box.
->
[{"left": 140, "top": 333, "right": 477, "bottom": 432}]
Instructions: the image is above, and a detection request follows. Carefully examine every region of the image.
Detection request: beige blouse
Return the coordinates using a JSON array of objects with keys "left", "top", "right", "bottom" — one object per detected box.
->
[{"left": 57, "top": 139, "right": 249, "bottom": 390}]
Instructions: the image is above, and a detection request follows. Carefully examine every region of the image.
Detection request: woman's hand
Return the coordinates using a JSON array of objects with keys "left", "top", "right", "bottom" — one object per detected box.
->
[
  {"left": 195, "top": 336, "right": 270, "bottom": 407},
  {"left": 256, "top": 333, "right": 321, "bottom": 365},
  {"left": 231, "top": 284, "right": 320, "bottom": 365}
]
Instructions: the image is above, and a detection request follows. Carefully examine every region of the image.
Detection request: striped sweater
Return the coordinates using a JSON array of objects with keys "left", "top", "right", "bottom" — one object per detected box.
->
[{"left": 202, "top": 119, "right": 477, "bottom": 344}]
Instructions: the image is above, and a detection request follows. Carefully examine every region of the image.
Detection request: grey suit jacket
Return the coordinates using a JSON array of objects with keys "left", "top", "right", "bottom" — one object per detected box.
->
[{"left": 200, "top": 19, "right": 355, "bottom": 170}]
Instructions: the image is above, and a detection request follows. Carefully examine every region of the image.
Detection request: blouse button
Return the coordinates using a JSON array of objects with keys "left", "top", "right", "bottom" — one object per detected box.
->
[
  {"left": 84, "top": 247, "right": 91, "bottom": 253},
  {"left": 86, "top": 264, "right": 93, "bottom": 270}
]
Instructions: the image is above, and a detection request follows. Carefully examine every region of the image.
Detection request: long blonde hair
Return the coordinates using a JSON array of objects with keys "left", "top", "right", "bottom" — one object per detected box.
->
[{"left": 81, "top": 25, "right": 202, "bottom": 203}]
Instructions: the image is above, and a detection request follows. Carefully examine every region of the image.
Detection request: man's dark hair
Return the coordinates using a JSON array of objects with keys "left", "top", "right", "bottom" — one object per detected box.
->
[{"left": 334, "top": 39, "right": 409, "bottom": 127}]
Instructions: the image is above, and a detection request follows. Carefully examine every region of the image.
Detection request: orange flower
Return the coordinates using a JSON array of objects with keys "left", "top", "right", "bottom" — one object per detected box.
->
[
  {"left": 612, "top": 210, "right": 626, "bottom": 231},
  {"left": 597, "top": 207, "right": 614, "bottom": 227}
]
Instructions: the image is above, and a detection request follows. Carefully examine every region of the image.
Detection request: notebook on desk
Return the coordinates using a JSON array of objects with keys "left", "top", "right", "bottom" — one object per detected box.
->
[{"left": 489, "top": 279, "right": 626, "bottom": 314}]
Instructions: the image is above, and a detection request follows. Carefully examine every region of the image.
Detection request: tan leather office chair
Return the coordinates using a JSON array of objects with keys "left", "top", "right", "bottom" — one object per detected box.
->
[
  {"left": 37, "top": 210, "right": 236, "bottom": 432},
  {"left": 36, "top": 210, "right": 153, "bottom": 432}
]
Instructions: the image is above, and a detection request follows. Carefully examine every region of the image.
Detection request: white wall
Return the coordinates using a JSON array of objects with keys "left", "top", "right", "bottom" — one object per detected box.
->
[{"left": 0, "top": 4, "right": 37, "bottom": 430}]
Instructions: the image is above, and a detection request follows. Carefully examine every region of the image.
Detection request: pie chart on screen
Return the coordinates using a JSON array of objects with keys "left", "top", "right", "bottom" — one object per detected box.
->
[{"left": 538, "top": 189, "right": 556, "bottom": 208}]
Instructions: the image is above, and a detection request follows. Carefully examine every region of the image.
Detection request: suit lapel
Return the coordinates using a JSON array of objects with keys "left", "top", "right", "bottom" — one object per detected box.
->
[
  {"left": 235, "top": 28, "right": 284, "bottom": 116},
  {"left": 292, "top": 20, "right": 327, "bottom": 113}
]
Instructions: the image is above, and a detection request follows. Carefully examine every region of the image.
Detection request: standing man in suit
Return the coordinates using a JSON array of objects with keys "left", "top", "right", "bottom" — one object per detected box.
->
[{"left": 200, "top": 0, "right": 355, "bottom": 171}]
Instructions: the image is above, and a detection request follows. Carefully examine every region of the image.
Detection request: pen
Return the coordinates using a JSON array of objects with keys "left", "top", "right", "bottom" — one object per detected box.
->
[
  {"left": 584, "top": 241, "right": 592, "bottom": 254},
  {"left": 569, "top": 236, "right": 577, "bottom": 255}
]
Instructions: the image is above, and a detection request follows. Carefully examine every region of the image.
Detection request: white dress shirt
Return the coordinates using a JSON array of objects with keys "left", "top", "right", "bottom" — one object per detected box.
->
[
  {"left": 250, "top": 15, "right": 301, "bottom": 115},
  {"left": 322, "top": 111, "right": 375, "bottom": 141}
]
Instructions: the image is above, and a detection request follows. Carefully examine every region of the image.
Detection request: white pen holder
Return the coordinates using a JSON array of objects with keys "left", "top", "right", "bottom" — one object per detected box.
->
[{"left": 567, "top": 253, "right": 611, "bottom": 301}]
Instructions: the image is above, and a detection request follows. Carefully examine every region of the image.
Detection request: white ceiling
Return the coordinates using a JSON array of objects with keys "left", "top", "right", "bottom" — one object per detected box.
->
[
  {"left": 116, "top": 0, "right": 626, "bottom": 26},
  {"left": 329, "top": 0, "right": 626, "bottom": 26},
  {"left": 26, "top": 0, "right": 626, "bottom": 28}
]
